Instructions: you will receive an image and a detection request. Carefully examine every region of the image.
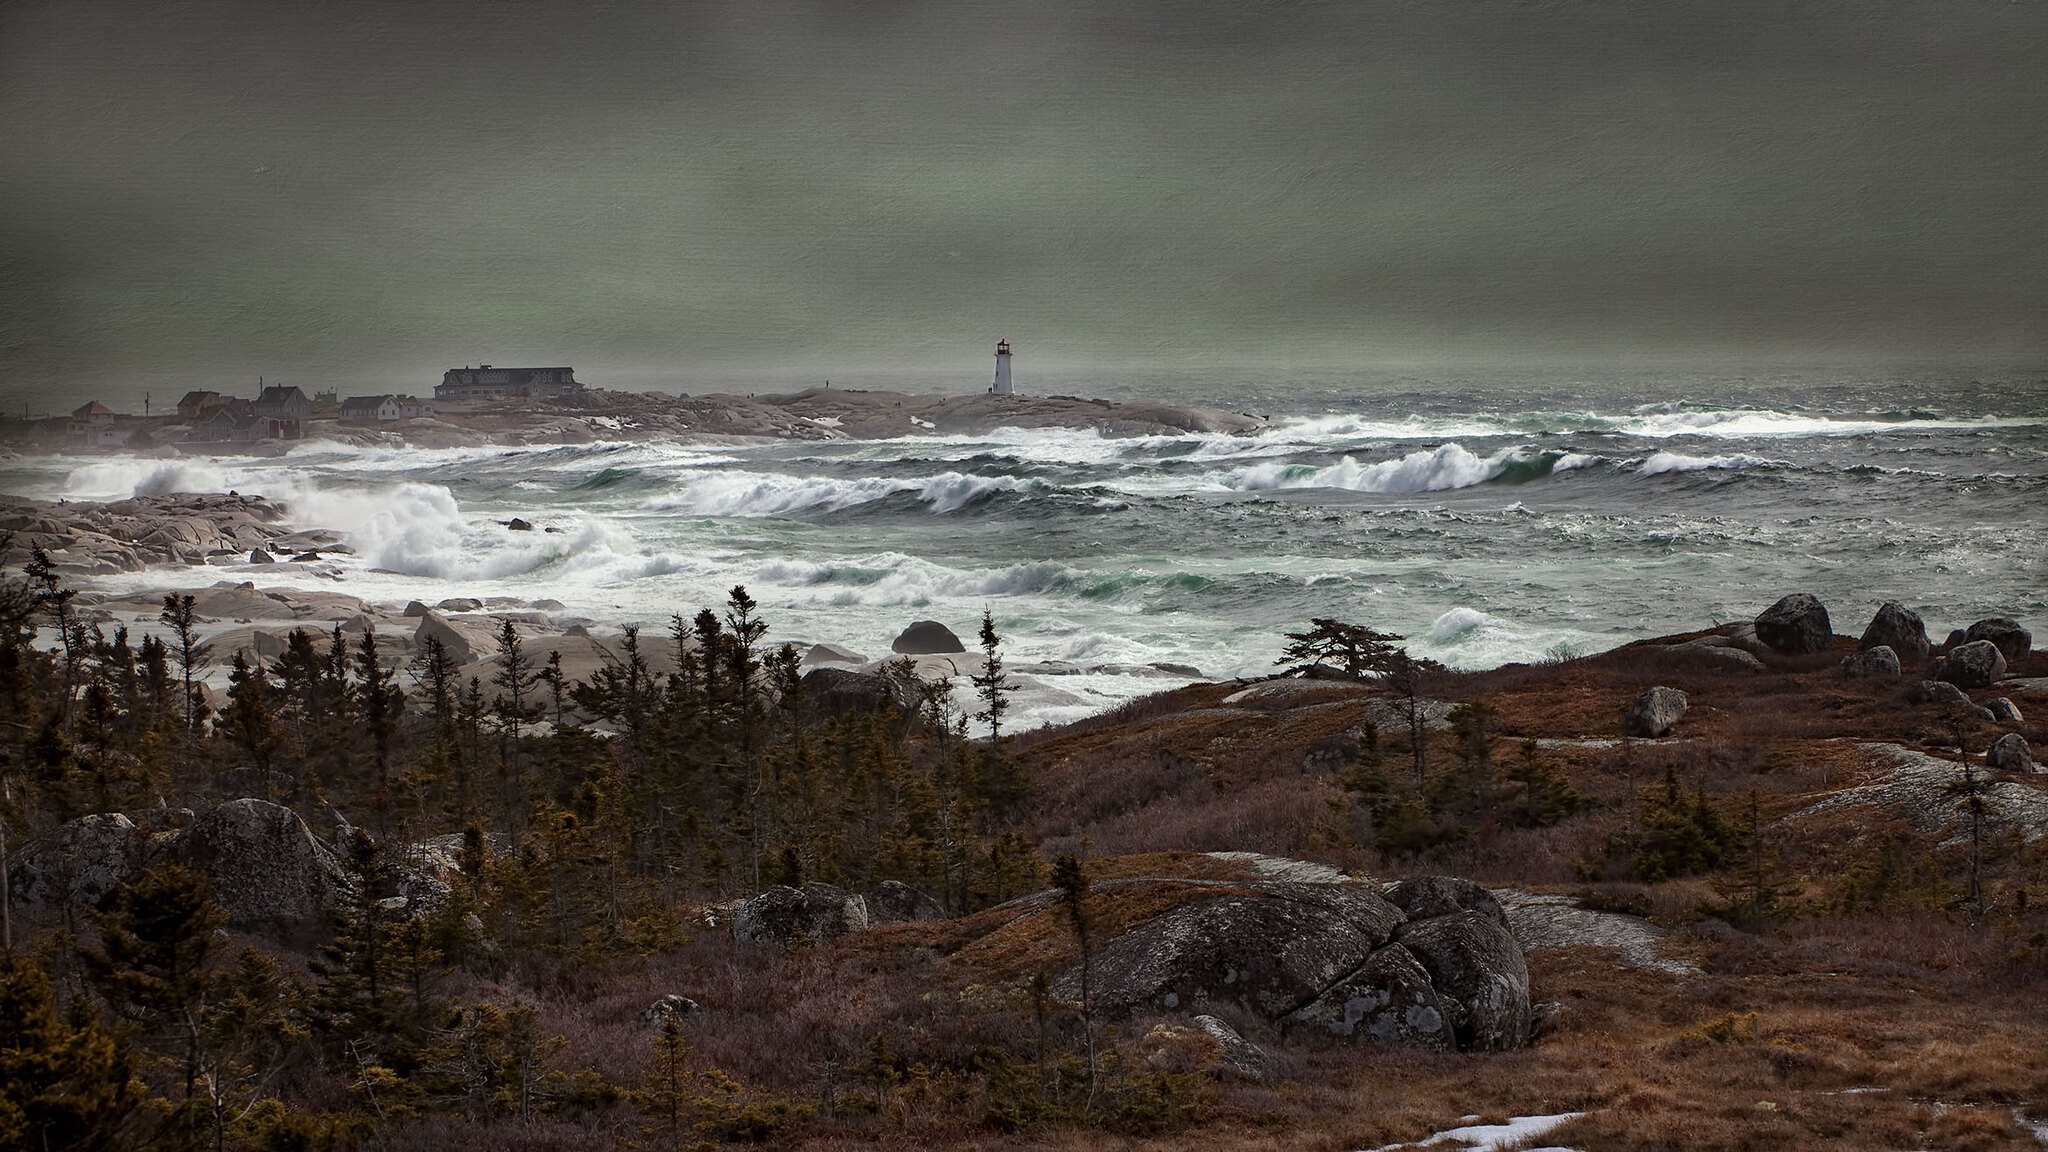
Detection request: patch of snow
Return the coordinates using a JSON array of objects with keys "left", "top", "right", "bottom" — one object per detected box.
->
[
  {"left": 909, "top": 415, "right": 935, "bottom": 429},
  {"left": 805, "top": 415, "right": 843, "bottom": 428},
  {"left": 1360, "top": 1110, "right": 1586, "bottom": 1151}
]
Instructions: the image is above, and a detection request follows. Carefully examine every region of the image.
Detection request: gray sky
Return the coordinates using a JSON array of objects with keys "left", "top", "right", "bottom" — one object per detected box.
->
[{"left": 3, "top": 0, "right": 2045, "bottom": 410}]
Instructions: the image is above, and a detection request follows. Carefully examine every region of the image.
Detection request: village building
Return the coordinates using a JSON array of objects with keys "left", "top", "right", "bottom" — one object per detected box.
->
[
  {"left": 434, "top": 365, "right": 582, "bottom": 402},
  {"left": 395, "top": 395, "right": 435, "bottom": 420},
  {"left": 340, "top": 395, "right": 403, "bottom": 425},
  {"left": 199, "top": 407, "right": 254, "bottom": 443},
  {"left": 68, "top": 401, "right": 115, "bottom": 437},
  {"left": 251, "top": 386, "right": 312, "bottom": 439},
  {"left": 175, "top": 391, "right": 224, "bottom": 421}
]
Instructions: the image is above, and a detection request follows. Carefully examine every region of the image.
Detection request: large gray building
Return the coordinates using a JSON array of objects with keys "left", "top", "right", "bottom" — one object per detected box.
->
[{"left": 434, "top": 365, "right": 583, "bottom": 402}]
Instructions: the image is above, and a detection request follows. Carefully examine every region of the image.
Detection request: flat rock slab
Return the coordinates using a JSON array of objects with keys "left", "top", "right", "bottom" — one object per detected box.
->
[
  {"left": 1495, "top": 889, "right": 1699, "bottom": 975},
  {"left": 1789, "top": 742, "right": 2048, "bottom": 846}
]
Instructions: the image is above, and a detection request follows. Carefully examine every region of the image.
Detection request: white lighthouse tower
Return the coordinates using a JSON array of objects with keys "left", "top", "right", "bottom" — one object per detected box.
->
[{"left": 990, "top": 340, "right": 1013, "bottom": 395}]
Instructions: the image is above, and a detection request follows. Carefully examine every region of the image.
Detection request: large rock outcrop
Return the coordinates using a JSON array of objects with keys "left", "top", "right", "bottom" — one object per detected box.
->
[
  {"left": 891, "top": 620, "right": 966, "bottom": 655},
  {"left": 8, "top": 799, "right": 346, "bottom": 933},
  {"left": 1754, "top": 594, "right": 1834, "bottom": 655},
  {"left": 1043, "top": 873, "right": 1531, "bottom": 1054},
  {"left": 733, "top": 883, "right": 870, "bottom": 946},
  {"left": 799, "top": 667, "right": 923, "bottom": 718},
  {"left": 1859, "top": 602, "right": 1931, "bottom": 668},
  {"left": 1966, "top": 618, "right": 2032, "bottom": 663},
  {"left": 1938, "top": 641, "right": 2008, "bottom": 689},
  {"left": 167, "top": 799, "right": 348, "bottom": 929}
]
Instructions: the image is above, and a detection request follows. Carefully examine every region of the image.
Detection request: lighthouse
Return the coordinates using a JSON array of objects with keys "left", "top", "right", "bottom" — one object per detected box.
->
[{"left": 990, "top": 340, "right": 1013, "bottom": 395}]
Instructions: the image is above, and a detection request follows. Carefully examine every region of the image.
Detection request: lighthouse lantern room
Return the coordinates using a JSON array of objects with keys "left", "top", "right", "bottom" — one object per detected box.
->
[{"left": 990, "top": 340, "right": 1013, "bottom": 395}]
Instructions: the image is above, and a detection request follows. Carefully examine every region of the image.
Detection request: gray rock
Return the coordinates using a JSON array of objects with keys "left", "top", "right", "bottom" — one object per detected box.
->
[
  {"left": 1987, "top": 732, "right": 2034, "bottom": 774},
  {"left": 248, "top": 547, "right": 275, "bottom": 565},
  {"left": 414, "top": 612, "right": 476, "bottom": 665},
  {"left": 1384, "top": 875, "right": 1509, "bottom": 928},
  {"left": 436, "top": 597, "right": 483, "bottom": 613},
  {"left": 1988, "top": 697, "right": 2025, "bottom": 725},
  {"left": 732, "top": 883, "right": 869, "bottom": 946},
  {"left": 168, "top": 799, "right": 348, "bottom": 931},
  {"left": 1653, "top": 644, "right": 1766, "bottom": 675},
  {"left": 1392, "top": 909, "right": 1533, "bottom": 1052},
  {"left": 1624, "top": 685, "right": 1688, "bottom": 738},
  {"left": 1302, "top": 733, "right": 1360, "bottom": 772},
  {"left": 1067, "top": 882, "right": 1406, "bottom": 1018},
  {"left": 402, "top": 600, "right": 431, "bottom": 618},
  {"left": 863, "top": 880, "right": 945, "bottom": 925},
  {"left": 6, "top": 813, "right": 150, "bottom": 908},
  {"left": 1910, "top": 679, "right": 1973, "bottom": 708},
  {"left": 1291, "top": 943, "right": 1454, "bottom": 1051},
  {"left": 891, "top": 619, "right": 966, "bottom": 655},
  {"left": 800, "top": 667, "right": 922, "bottom": 717},
  {"left": 503, "top": 518, "right": 533, "bottom": 531},
  {"left": 1860, "top": 601, "right": 1930, "bottom": 668},
  {"left": 1841, "top": 646, "right": 1901, "bottom": 680},
  {"left": 1966, "top": 617, "right": 2032, "bottom": 663},
  {"left": 1938, "top": 641, "right": 2007, "bottom": 689},
  {"left": 1189, "top": 1015, "right": 1273, "bottom": 1080},
  {"left": 1151, "top": 662, "right": 1205, "bottom": 677},
  {"left": 1944, "top": 628, "right": 1968, "bottom": 651},
  {"left": 800, "top": 642, "right": 868, "bottom": 667},
  {"left": 1754, "top": 593, "right": 1834, "bottom": 654},
  {"left": 251, "top": 630, "right": 286, "bottom": 659},
  {"left": 642, "top": 994, "right": 701, "bottom": 1027}
]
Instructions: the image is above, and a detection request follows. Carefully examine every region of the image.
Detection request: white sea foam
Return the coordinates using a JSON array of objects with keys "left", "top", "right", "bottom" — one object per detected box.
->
[
  {"left": 1637, "top": 451, "right": 1780, "bottom": 475},
  {"left": 642, "top": 470, "right": 1037, "bottom": 517},
  {"left": 1229, "top": 443, "right": 1533, "bottom": 494}
]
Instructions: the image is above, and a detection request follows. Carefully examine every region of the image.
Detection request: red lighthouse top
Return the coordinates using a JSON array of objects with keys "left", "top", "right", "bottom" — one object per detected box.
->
[{"left": 995, "top": 340, "right": 1011, "bottom": 355}]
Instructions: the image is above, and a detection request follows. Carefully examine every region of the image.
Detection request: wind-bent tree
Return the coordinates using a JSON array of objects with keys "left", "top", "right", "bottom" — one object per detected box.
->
[{"left": 1276, "top": 617, "right": 1406, "bottom": 679}]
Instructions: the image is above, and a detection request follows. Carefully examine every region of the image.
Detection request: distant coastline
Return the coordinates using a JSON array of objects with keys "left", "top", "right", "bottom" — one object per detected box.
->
[{"left": 0, "top": 388, "right": 1270, "bottom": 456}]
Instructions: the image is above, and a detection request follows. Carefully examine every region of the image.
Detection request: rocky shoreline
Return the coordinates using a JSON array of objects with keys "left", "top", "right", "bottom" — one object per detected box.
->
[{"left": 9, "top": 387, "right": 1273, "bottom": 455}]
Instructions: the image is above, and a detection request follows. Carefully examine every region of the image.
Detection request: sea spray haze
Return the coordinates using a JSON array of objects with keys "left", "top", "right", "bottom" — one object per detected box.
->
[{"left": 7, "top": 368, "right": 2042, "bottom": 730}]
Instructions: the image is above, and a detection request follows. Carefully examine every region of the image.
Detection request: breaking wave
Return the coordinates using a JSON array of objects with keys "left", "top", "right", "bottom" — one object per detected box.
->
[{"left": 642, "top": 470, "right": 1042, "bottom": 517}]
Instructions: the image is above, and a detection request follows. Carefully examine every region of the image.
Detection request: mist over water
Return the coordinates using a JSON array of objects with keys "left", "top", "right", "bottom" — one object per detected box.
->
[{"left": 10, "top": 368, "right": 2044, "bottom": 729}]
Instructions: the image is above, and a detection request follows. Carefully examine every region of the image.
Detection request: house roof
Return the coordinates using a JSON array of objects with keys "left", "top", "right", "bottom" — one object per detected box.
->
[
  {"left": 71, "top": 401, "right": 114, "bottom": 418},
  {"left": 176, "top": 390, "right": 222, "bottom": 408},
  {"left": 256, "top": 386, "right": 308, "bottom": 405},
  {"left": 340, "top": 395, "right": 396, "bottom": 411}
]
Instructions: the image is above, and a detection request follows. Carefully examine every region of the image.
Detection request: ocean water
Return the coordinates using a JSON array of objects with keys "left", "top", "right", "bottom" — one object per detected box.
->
[{"left": 8, "top": 368, "right": 2045, "bottom": 729}]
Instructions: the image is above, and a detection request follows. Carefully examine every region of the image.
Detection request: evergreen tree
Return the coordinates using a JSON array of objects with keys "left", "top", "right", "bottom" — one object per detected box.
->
[
  {"left": 219, "top": 651, "right": 284, "bottom": 801},
  {"left": 158, "top": 594, "right": 212, "bottom": 735},
  {"left": 971, "top": 609, "right": 1017, "bottom": 745},
  {"left": 0, "top": 947, "right": 145, "bottom": 1152},
  {"left": 80, "top": 864, "right": 228, "bottom": 1115},
  {"left": 1276, "top": 617, "right": 1405, "bottom": 679}
]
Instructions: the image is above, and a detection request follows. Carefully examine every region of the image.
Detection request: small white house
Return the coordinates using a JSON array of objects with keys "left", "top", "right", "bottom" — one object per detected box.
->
[{"left": 339, "top": 395, "right": 402, "bottom": 425}]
